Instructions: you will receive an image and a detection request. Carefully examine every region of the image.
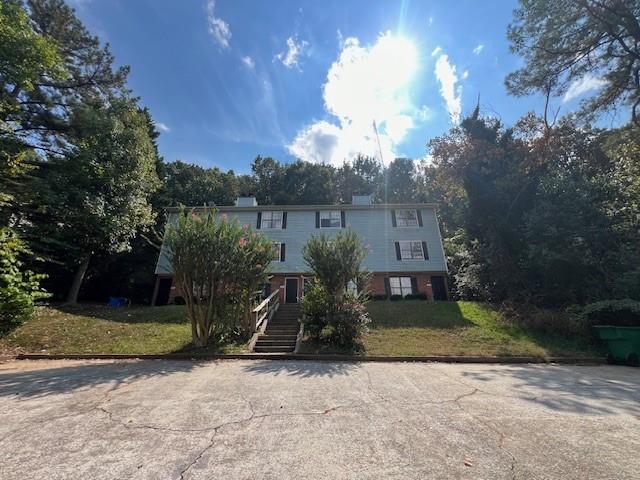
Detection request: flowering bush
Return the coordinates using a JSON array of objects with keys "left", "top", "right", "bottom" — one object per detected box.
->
[{"left": 165, "top": 208, "right": 274, "bottom": 347}]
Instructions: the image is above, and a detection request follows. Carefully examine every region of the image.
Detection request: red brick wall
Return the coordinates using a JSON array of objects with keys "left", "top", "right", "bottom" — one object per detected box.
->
[
  {"left": 371, "top": 272, "right": 449, "bottom": 300},
  {"left": 158, "top": 272, "right": 448, "bottom": 304}
]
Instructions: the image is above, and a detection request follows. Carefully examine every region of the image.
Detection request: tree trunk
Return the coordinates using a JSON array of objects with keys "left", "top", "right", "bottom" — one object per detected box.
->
[{"left": 66, "top": 254, "right": 91, "bottom": 305}]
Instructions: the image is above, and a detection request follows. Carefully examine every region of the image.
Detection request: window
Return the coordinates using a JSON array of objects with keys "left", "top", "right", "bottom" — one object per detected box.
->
[
  {"left": 399, "top": 241, "right": 424, "bottom": 260},
  {"left": 272, "top": 242, "right": 282, "bottom": 261},
  {"left": 320, "top": 210, "right": 341, "bottom": 228},
  {"left": 272, "top": 242, "right": 285, "bottom": 261},
  {"left": 390, "top": 277, "right": 413, "bottom": 296},
  {"left": 261, "top": 211, "right": 283, "bottom": 229},
  {"left": 396, "top": 209, "right": 419, "bottom": 227}
]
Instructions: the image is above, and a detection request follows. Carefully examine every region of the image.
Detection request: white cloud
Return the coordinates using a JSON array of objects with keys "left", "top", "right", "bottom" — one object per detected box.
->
[
  {"left": 206, "top": 0, "right": 231, "bottom": 49},
  {"left": 241, "top": 56, "right": 255, "bottom": 69},
  {"left": 462, "top": 70, "right": 469, "bottom": 80},
  {"left": 288, "top": 32, "right": 425, "bottom": 166},
  {"left": 276, "top": 36, "right": 310, "bottom": 69},
  {"left": 434, "top": 54, "right": 462, "bottom": 124},
  {"left": 431, "top": 46, "right": 442, "bottom": 57},
  {"left": 472, "top": 44, "right": 484, "bottom": 55},
  {"left": 155, "top": 122, "right": 170, "bottom": 133},
  {"left": 563, "top": 74, "right": 607, "bottom": 102}
]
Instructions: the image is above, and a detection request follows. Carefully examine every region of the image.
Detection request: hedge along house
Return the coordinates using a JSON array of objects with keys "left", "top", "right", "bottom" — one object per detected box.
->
[{"left": 151, "top": 195, "right": 449, "bottom": 306}]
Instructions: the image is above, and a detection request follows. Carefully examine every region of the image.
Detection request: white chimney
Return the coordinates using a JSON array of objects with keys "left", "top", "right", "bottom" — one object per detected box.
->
[
  {"left": 235, "top": 197, "right": 258, "bottom": 207},
  {"left": 352, "top": 195, "right": 372, "bottom": 205}
]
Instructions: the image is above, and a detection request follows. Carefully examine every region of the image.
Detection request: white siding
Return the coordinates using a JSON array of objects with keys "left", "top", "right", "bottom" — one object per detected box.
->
[{"left": 155, "top": 206, "right": 448, "bottom": 274}]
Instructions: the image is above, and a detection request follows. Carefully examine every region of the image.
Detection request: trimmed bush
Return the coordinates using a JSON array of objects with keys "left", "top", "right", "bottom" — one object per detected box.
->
[
  {"left": 405, "top": 293, "right": 428, "bottom": 300},
  {"left": 579, "top": 299, "right": 640, "bottom": 327},
  {"left": 389, "top": 294, "right": 403, "bottom": 301},
  {"left": 371, "top": 294, "right": 388, "bottom": 301}
]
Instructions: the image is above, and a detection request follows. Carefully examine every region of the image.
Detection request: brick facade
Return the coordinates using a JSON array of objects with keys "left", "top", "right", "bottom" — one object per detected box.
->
[{"left": 155, "top": 272, "right": 448, "bottom": 305}]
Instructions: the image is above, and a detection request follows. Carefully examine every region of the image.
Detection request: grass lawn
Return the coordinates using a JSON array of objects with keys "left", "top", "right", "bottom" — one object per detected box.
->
[
  {"left": 300, "top": 300, "right": 600, "bottom": 358},
  {"left": 0, "top": 304, "right": 248, "bottom": 355}
]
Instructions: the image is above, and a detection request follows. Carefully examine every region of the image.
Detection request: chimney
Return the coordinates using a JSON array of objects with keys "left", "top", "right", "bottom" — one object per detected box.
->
[
  {"left": 235, "top": 197, "right": 258, "bottom": 207},
  {"left": 352, "top": 195, "right": 372, "bottom": 205}
]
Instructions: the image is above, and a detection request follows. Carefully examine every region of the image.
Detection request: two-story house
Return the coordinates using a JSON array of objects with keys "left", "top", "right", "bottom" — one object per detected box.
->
[{"left": 151, "top": 195, "right": 449, "bottom": 305}]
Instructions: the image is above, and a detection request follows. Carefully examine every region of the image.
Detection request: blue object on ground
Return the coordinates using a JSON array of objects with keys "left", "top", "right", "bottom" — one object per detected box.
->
[{"left": 108, "top": 297, "right": 130, "bottom": 308}]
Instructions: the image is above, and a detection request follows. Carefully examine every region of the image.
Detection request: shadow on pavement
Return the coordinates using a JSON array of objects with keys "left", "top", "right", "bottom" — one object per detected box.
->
[
  {"left": 242, "top": 360, "right": 359, "bottom": 378},
  {"left": 462, "top": 365, "right": 640, "bottom": 416},
  {"left": 0, "top": 360, "right": 200, "bottom": 399}
]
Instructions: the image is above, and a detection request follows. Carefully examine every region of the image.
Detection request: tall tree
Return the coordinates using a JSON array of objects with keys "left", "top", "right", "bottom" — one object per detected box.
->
[
  {"left": 507, "top": 0, "right": 640, "bottom": 125},
  {"left": 32, "top": 98, "right": 161, "bottom": 303},
  {"left": 384, "top": 158, "right": 418, "bottom": 203}
]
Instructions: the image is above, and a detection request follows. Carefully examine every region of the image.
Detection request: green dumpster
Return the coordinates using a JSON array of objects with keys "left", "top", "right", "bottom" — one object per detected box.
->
[{"left": 593, "top": 326, "right": 640, "bottom": 366}]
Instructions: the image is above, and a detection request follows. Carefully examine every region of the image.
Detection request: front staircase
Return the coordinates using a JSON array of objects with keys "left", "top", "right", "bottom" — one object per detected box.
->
[{"left": 253, "top": 303, "right": 301, "bottom": 353}]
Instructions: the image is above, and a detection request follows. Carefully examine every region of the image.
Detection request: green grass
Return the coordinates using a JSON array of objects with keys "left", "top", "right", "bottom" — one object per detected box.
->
[
  {"left": 0, "top": 305, "right": 248, "bottom": 355},
  {"left": 300, "top": 300, "right": 600, "bottom": 358}
]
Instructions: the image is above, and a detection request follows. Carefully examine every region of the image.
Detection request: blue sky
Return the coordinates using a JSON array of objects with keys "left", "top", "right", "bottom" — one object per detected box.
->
[{"left": 70, "top": 0, "right": 601, "bottom": 174}]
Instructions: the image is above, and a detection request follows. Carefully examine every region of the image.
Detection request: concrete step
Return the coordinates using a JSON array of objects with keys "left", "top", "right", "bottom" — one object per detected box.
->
[
  {"left": 260, "top": 334, "right": 298, "bottom": 341},
  {"left": 266, "top": 328, "right": 299, "bottom": 333},
  {"left": 254, "top": 345, "right": 295, "bottom": 353},
  {"left": 255, "top": 340, "right": 296, "bottom": 347}
]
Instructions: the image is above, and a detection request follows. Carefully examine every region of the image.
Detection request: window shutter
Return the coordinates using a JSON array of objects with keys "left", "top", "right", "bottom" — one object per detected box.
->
[
  {"left": 282, "top": 211, "right": 287, "bottom": 229},
  {"left": 395, "top": 242, "right": 401, "bottom": 260},
  {"left": 256, "top": 212, "right": 262, "bottom": 229},
  {"left": 391, "top": 210, "right": 397, "bottom": 227},
  {"left": 280, "top": 243, "right": 286, "bottom": 262},
  {"left": 341, "top": 210, "right": 346, "bottom": 228},
  {"left": 421, "top": 241, "right": 429, "bottom": 260},
  {"left": 417, "top": 210, "right": 423, "bottom": 227},
  {"left": 315, "top": 211, "right": 320, "bottom": 228},
  {"left": 410, "top": 277, "right": 418, "bottom": 295},
  {"left": 384, "top": 277, "right": 391, "bottom": 296}
]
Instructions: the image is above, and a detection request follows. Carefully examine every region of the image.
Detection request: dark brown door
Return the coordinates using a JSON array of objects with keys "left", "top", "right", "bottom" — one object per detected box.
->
[
  {"left": 431, "top": 276, "right": 447, "bottom": 301},
  {"left": 285, "top": 278, "right": 298, "bottom": 303}
]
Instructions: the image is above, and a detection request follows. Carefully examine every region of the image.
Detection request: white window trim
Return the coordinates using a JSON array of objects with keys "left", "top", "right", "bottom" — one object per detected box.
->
[
  {"left": 390, "top": 276, "right": 413, "bottom": 296},
  {"left": 396, "top": 209, "right": 419, "bottom": 228},
  {"left": 319, "top": 210, "right": 342, "bottom": 228},
  {"left": 399, "top": 240, "right": 425, "bottom": 261},
  {"left": 261, "top": 211, "right": 283, "bottom": 229}
]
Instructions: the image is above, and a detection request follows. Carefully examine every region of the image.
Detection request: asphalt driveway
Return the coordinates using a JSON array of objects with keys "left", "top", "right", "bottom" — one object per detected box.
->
[{"left": 0, "top": 359, "right": 638, "bottom": 479}]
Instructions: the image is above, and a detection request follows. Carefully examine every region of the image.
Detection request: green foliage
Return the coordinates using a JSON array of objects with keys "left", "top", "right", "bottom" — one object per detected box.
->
[
  {"left": 302, "top": 230, "right": 367, "bottom": 301},
  {"left": 300, "top": 281, "right": 330, "bottom": 339},
  {"left": 165, "top": 208, "right": 274, "bottom": 347},
  {"left": 302, "top": 230, "right": 370, "bottom": 347},
  {"left": 507, "top": 0, "right": 640, "bottom": 124},
  {"left": 0, "top": 228, "right": 48, "bottom": 334},
  {"left": 579, "top": 299, "right": 640, "bottom": 328}
]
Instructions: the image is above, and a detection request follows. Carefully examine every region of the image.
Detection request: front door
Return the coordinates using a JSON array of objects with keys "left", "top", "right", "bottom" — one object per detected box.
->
[
  {"left": 285, "top": 278, "right": 298, "bottom": 303},
  {"left": 431, "top": 276, "right": 447, "bottom": 301}
]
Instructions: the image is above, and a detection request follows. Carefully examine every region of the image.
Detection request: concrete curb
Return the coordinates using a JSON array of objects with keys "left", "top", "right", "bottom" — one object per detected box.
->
[{"left": 12, "top": 353, "right": 605, "bottom": 365}]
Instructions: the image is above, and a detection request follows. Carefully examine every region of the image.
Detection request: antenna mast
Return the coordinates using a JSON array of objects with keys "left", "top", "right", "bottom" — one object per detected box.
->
[{"left": 372, "top": 120, "right": 384, "bottom": 166}]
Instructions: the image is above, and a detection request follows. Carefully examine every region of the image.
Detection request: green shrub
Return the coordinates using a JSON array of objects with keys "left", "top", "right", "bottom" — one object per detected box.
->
[
  {"left": 579, "top": 299, "right": 640, "bottom": 327},
  {"left": 371, "top": 294, "right": 388, "bottom": 301},
  {"left": 326, "top": 293, "right": 371, "bottom": 348},
  {"left": 0, "top": 228, "right": 48, "bottom": 335},
  {"left": 405, "top": 293, "right": 428, "bottom": 300},
  {"left": 301, "top": 281, "right": 330, "bottom": 339},
  {"left": 389, "top": 294, "right": 403, "bottom": 301}
]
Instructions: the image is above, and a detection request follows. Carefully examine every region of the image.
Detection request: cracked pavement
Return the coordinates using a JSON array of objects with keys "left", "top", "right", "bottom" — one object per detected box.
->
[{"left": 0, "top": 359, "right": 638, "bottom": 479}]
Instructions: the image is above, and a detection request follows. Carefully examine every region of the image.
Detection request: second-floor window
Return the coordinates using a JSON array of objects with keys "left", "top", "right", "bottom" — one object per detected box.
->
[
  {"left": 261, "top": 211, "right": 283, "bottom": 229},
  {"left": 398, "top": 241, "right": 425, "bottom": 260},
  {"left": 320, "top": 210, "right": 341, "bottom": 228},
  {"left": 272, "top": 242, "right": 285, "bottom": 261},
  {"left": 396, "top": 209, "right": 419, "bottom": 227}
]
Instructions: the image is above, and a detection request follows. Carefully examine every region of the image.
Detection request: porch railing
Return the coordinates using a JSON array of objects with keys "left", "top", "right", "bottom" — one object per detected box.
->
[{"left": 251, "top": 290, "right": 279, "bottom": 332}]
